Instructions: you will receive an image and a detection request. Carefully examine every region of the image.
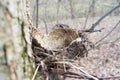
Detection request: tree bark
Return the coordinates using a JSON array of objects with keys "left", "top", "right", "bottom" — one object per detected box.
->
[{"left": 0, "top": 0, "right": 33, "bottom": 80}]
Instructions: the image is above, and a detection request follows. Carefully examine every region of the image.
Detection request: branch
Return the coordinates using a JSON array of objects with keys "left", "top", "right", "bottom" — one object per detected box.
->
[
  {"left": 55, "top": 24, "right": 69, "bottom": 28},
  {"left": 54, "top": 61, "right": 99, "bottom": 80},
  {"left": 87, "top": 3, "right": 120, "bottom": 32},
  {"left": 83, "top": 0, "right": 96, "bottom": 29},
  {"left": 56, "top": 0, "right": 60, "bottom": 24},
  {"left": 95, "top": 19, "right": 120, "bottom": 46},
  {"left": 36, "top": 0, "right": 39, "bottom": 28},
  {"left": 62, "top": 72, "right": 96, "bottom": 80},
  {"left": 32, "top": 64, "right": 40, "bottom": 80},
  {"left": 81, "top": 28, "right": 104, "bottom": 33}
]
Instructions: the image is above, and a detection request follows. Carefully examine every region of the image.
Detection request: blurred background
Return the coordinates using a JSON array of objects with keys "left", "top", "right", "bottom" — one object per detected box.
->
[{"left": 0, "top": 0, "right": 120, "bottom": 80}]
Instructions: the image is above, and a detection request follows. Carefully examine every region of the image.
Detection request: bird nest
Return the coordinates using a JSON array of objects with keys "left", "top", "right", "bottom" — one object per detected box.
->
[{"left": 31, "top": 26, "right": 96, "bottom": 80}]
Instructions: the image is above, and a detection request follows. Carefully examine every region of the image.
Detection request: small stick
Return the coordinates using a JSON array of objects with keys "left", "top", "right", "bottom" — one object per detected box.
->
[
  {"left": 99, "top": 76, "right": 120, "bottom": 80},
  {"left": 36, "top": 0, "right": 39, "bottom": 28},
  {"left": 32, "top": 64, "right": 40, "bottom": 80},
  {"left": 83, "top": 0, "right": 95, "bottom": 29},
  {"left": 95, "top": 19, "right": 120, "bottom": 46},
  {"left": 54, "top": 61, "right": 99, "bottom": 80}
]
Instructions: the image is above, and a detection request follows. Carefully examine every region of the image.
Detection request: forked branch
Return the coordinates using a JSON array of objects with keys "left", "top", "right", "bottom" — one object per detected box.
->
[{"left": 84, "top": 3, "right": 120, "bottom": 33}]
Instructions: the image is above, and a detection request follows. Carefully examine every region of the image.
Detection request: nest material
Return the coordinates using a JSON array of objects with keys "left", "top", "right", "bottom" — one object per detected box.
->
[{"left": 31, "top": 27, "right": 90, "bottom": 80}]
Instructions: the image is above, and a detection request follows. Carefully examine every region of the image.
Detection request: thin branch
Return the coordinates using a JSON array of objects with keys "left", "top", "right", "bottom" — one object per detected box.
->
[
  {"left": 44, "top": 0, "right": 47, "bottom": 20},
  {"left": 36, "top": 0, "right": 39, "bottom": 28},
  {"left": 62, "top": 72, "right": 88, "bottom": 79},
  {"left": 81, "top": 28, "right": 104, "bottom": 33},
  {"left": 88, "top": 3, "right": 120, "bottom": 32},
  {"left": 54, "top": 70, "right": 120, "bottom": 80},
  {"left": 99, "top": 76, "right": 120, "bottom": 80},
  {"left": 69, "top": 0, "right": 75, "bottom": 19},
  {"left": 34, "top": 47, "right": 53, "bottom": 57},
  {"left": 54, "top": 61, "right": 99, "bottom": 80},
  {"left": 95, "top": 19, "right": 120, "bottom": 46},
  {"left": 32, "top": 64, "right": 40, "bottom": 80},
  {"left": 56, "top": 0, "right": 60, "bottom": 24},
  {"left": 43, "top": 0, "right": 48, "bottom": 34},
  {"left": 83, "top": 0, "right": 95, "bottom": 29}
]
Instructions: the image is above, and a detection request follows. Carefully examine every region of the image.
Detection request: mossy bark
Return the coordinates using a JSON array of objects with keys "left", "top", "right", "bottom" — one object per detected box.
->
[{"left": 0, "top": 0, "right": 33, "bottom": 80}]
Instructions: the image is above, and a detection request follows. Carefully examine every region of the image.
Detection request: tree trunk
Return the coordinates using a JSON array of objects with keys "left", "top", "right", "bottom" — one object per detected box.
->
[{"left": 0, "top": 0, "right": 33, "bottom": 80}]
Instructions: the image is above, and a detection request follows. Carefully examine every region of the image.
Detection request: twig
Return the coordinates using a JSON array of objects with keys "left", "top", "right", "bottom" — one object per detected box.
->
[
  {"left": 54, "top": 61, "right": 99, "bottom": 80},
  {"left": 83, "top": 0, "right": 95, "bottom": 29},
  {"left": 81, "top": 28, "right": 104, "bottom": 33},
  {"left": 95, "top": 19, "right": 120, "bottom": 46},
  {"left": 56, "top": 0, "right": 60, "bottom": 24},
  {"left": 99, "top": 76, "right": 120, "bottom": 80},
  {"left": 64, "top": 75, "right": 85, "bottom": 79},
  {"left": 62, "top": 71, "right": 120, "bottom": 80},
  {"left": 32, "top": 64, "right": 40, "bottom": 80},
  {"left": 44, "top": 0, "right": 48, "bottom": 34},
  {"left": 34, "top": 47, "right": 53, "bottom": 57},
  {"left": 88, "top": 3, "right": 120, "bottom": 32},
  {"left": 55, "top": 24, "right": 69, "bottom": 28},
  {"left": 36, "top": 0, "right": 39, "bottom": 28},
  {"left": 62, "top": 72, "right": 89, "bottom": 79},
  {"left": 69, "top": 0, "right": 75, "bottom": 19}
]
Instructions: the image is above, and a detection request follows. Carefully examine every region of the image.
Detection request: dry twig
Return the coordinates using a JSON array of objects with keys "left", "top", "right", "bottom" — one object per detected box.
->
[
  {"left": 32, "top": 64, "right": 40, "bottom": 80},
  {"left": 96, "top": 19, "right": 120, "bottom": 47},
  {"left": 54, "top": 61, "right": 99, "bottom": 80},
  {"left": 85, "top": 3, "right": 120, "bottom": 32}
]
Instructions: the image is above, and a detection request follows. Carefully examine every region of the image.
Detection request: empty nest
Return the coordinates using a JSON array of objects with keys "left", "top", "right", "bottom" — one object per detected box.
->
[{"left": 31, "top": 25, "right": 94, "bottom": 80}]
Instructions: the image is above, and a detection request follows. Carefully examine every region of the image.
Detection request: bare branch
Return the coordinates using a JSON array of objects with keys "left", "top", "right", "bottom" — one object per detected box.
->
[
  {"left": 81, "top": 28, "right": 104, "bottom": 33},
  {"left": 83, "top": 0, "right": 96, "bottom": 29},
  {"left": 88, "top": 3, "right": 120, "bottom": 32},
  {"left": 56, "top": 0, "right": 60, "bottom": 24},
  {"left": 99, "top": 76, "right": 120, "bottom": 80},
  {"left": 32, "top": 64, "right": 40, "bottom": 80},
  {"left": 36, "top": 0, "right": 39, "bottom": 28},
  {"left": 95, "top": 19, "right": 120, "bottom": 46},
  {"left": 69, "top": 0, "right": 75, "bottom": 19},
  {"left": 54, "top": 61, "right": 99, "bottom": 80}
]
